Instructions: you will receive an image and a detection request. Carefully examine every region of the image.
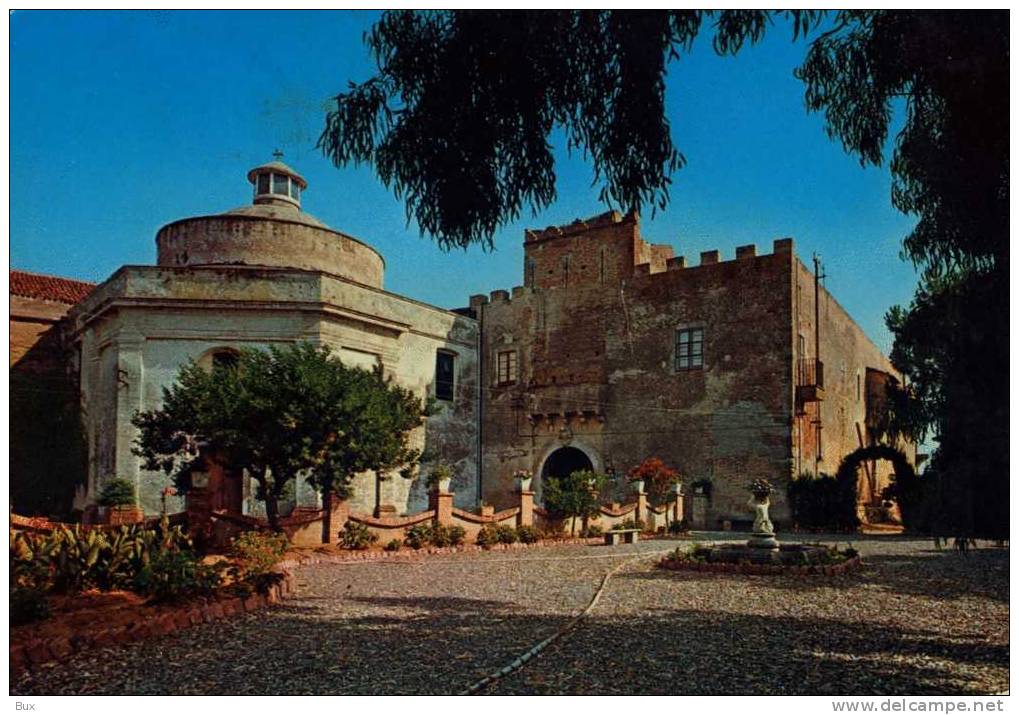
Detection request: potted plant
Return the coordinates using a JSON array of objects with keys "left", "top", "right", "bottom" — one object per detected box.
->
[
  {"left": 98, "top": 477, "right": 143, "bottom": 524},
  {"left": 513, "top": 469, "right": 533, "bottom": 492},
  {"left": 427, "top": 462, "right": 454, "bottom": 493}
]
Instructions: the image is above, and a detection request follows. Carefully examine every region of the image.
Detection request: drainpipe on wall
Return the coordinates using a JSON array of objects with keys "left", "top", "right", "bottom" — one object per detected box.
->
[{"left": 476, "top": 301, "right": 484, "bottom": 508}]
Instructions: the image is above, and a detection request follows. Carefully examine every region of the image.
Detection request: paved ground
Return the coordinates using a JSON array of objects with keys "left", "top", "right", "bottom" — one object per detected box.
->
[{"left": 11, "top": 535, "right": 1009, "bottom": 695}]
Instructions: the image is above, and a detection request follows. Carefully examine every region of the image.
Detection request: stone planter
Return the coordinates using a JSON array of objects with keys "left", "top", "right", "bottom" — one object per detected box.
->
[
  {"left": 435, "top": 477, "right": 452, "bottom": 494},
  {"left": 631, "top": 478, "right": 645, "bottom": 494},
  {"left": 516, "top": 475, "right": 533, "bottom": 492}
]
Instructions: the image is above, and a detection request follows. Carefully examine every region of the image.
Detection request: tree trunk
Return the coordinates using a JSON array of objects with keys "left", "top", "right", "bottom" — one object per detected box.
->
[
  {"left": 321, "top": 488, "right": 333, "bottom": 544},
  {"left": 265, "top": 494, "right": 281, "bottom": 532}
]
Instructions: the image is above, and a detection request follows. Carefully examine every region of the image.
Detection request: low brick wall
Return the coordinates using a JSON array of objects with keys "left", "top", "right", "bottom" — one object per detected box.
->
[
  {"left": 11, "top": 512, "right": 187, "bottom": 534},
  {"left": 10, "top": 572, "right": 295, "bottom": 675}
]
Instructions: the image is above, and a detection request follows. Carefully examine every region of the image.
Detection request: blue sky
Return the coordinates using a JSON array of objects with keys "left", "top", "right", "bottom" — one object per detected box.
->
[{"left": 10, "top": 10, "right": 918, "bottom": 352}]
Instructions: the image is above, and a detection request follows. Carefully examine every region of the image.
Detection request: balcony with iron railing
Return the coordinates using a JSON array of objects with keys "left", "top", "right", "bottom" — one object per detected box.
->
[{"left": 796, "top": 358, "right": 824, "bottom": 404}]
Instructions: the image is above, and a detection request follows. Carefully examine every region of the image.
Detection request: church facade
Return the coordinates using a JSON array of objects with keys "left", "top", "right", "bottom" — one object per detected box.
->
[{"left": 10, "top": 160, "right": 911, "bottom": 528}]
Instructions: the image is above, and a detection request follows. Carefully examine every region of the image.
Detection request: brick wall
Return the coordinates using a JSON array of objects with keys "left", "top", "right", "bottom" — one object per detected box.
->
[{"left": 477, "top": 213, "right": 799, "bottom": 526}]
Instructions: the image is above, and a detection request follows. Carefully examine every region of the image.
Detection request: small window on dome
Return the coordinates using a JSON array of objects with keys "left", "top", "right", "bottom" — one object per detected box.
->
[
  {"left": 290, "top": 181, "right": 300, "bottom": 201},
  {"left": 256, "top": 173, "right": 270, "bottom": 195},
  {"left": 272, "top": 173, "right": 289, "bottom": 195}
]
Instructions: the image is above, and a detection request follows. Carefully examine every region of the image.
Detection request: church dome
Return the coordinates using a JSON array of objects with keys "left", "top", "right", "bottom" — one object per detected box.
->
[{"left": 155, "top": 155, "right": 385, "bottom": 287}]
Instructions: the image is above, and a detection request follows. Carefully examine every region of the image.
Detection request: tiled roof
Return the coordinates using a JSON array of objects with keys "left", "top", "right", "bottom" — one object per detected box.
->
[{"left": 10, "top": 269, "right": 96, "bottom": 305}]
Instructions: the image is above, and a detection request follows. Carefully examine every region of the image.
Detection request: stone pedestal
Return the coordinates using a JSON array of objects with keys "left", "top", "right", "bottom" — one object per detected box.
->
[
  {"left": 518, "top": 490, "right": 534, "bottom": 527},
  {"left": 429, "top": 490, "right": 453, "bottom": 526},
  {"left": 636, "top": 491, "right": 648, "bottom": 524}
]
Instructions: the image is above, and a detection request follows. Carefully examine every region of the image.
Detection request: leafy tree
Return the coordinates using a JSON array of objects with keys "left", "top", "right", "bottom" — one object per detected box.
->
[
  {"left": 318, "top": 10, "right": 821, "bottom": 250},
  {"left": 133, "top": 343, "right": 426, "bottom": 533},
  {"left": 794, "top": 11, "right": 1006, "bottom": 541},
  {"left": 542, "top": 469, "right": 609, "bottom": 536}
]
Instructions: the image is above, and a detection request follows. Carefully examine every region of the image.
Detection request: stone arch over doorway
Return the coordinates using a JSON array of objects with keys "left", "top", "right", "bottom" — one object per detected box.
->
[{"left": 535, "top": 443, "right": 601, "bottom": 504}]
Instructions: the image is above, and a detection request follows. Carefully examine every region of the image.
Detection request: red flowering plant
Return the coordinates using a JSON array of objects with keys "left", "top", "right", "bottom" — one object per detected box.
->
[{"left": 627, "top": 458, "right": 681, "bottom": 524}]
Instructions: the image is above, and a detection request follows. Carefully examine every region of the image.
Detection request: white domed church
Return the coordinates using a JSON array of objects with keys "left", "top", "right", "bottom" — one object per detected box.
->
[{"left": 63, "top": 159, "right": 479, "bottom": 520}]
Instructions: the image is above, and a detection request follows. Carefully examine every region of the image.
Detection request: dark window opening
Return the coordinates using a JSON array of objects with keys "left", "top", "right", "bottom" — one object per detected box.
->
[
  {"left": 212, "top": 350, "right": 239, "bottom": 371},
  {"left": 675, "top": 328, "right": 704, "bottom": 371},
  {"left": 435, "top": 351, "right": 455, "bottom": 401}
]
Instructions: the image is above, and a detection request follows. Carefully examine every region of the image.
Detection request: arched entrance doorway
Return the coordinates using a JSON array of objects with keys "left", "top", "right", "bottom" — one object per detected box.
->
[{"left": 537, "top": 446, "right": 594, "bottom": 504}]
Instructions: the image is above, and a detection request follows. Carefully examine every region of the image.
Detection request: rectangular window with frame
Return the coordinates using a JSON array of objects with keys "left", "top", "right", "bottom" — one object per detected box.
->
[
  {"left": 435, "top": 351, "right": 455, "bottom": 401},
  {"left": 675, "top": 327, "right": 704, "bottom": 371},
  {"left": 496, "top": 350, "right": 518, "bottom": 385}
]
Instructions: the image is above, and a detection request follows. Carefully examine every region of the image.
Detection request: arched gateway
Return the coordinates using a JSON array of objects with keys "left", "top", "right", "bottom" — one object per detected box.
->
[{"left": 536, "top": 446, "right": 595, "bottom": 504}]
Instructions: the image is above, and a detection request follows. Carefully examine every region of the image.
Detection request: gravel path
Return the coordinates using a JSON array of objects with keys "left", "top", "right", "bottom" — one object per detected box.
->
[{"left": 11, "top": 536, "right": 1007, "bottom": 695}]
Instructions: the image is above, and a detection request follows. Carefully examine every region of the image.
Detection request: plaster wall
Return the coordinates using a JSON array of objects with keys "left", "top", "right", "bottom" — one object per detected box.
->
[{"left": 68, "top": 265, "right": 478, "bottom": 518}]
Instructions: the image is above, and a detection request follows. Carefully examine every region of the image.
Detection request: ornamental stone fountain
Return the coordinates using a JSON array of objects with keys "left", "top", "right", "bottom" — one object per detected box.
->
[{"left": 704, "top": 478, "right": 829, "bottom": 566}]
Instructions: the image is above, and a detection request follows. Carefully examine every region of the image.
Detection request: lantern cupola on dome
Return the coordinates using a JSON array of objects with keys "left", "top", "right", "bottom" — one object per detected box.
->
[{"left": 247, "top": 151, "right": 307, "bottom": 208}]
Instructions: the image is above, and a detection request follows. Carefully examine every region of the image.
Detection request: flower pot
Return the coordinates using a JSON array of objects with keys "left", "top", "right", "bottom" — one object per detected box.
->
[
  {"left": 437, "top": 477, "right": 452, "bottom": 493},
  {"left": 632, "top": 479, "right": 645, "bottom": 494},
  {"left": 516, "top": 475, "right": 533, "bottom": 492},
  {"left": 673, "top": 483, "right": 684, "bottom": 496}
]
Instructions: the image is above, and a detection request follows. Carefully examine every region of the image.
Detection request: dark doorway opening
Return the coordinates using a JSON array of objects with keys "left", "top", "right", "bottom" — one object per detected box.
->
[{"left": 541, "top": 446, "right": 593, "bottom": 480}]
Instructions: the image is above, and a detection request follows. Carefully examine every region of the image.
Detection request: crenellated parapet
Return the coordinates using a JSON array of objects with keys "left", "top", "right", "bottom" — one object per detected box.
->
[
  {"left": 630, "top": 237, "right": 795, "bottom": 279},
  {"left": 468, "top": 285, "right": 534, "bottom": 311}
]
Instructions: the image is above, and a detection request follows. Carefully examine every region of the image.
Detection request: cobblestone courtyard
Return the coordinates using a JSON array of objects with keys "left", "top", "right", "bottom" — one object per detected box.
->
[{"left": 12, "top": 535, "right": 1008, "bottom": 696}]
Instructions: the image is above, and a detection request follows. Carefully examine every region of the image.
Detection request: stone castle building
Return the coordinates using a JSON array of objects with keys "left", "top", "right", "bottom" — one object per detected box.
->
[
  {"left": 470, "top": 210, "right": 909, "bottom": 525},
  {"left": 10, "top": 160, "right": 910, "bottom": 528}
]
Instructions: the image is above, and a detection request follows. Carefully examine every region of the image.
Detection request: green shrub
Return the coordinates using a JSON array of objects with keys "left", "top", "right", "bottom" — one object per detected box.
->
[
  {"left": 384, "top": 538, "right": 402, "bottom": 552},
  {"left": 516, "top": 525, "right": 539, "bottom": 543},
  {"left": 433, "top": 524, "right": 465, "bottom": 547},
  {"left": 668, "top": 519, "right": 689, "bottom": 535},
  {"left": 339, "top": 521, "right": 378, "bottom": 550},
  {"left": 580, "top": 524, "right": 603, "bottom": 538},
  {"left": 133, "top": 549, "right": 224, "bottom": 603},
  {"left": 97, "top": 478, "right": 137, "bottom": 507},
  {"left": 230, "top": 531, "right": 288, "bottom": 579},
  {"left": 495, "top": 524, "right": 518, "bottom": 544},
  {"left": 404, "top": 523, "right": 434, "bottom": 549},
  {"left": 10, "top": 586, "right": 50, "bottom": 625},
  {"left": 476, "top": 524, "right": 500, "bottom": 548}
]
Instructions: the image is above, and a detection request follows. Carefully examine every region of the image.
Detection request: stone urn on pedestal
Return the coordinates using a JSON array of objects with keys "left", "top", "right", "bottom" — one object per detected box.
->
[
  {"left": 514, "top": 469, "right": 533, "bottom": 493},
  {"left": 746, "top": 478, "right": 779, "bottom": 550}
]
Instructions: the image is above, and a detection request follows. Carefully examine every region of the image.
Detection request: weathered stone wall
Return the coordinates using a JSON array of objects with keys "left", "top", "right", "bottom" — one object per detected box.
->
[
  {"left": 157, "top": 215, "right": 385, "bottom": 288},
  {"left": 478, "top": 213, "right": 798, "bottom": 527},
  {"left": 792, "top": 258, "right": 912, "bottom": 501},
  {"left": 67, "top": 265, "right": 478, "bottom": 518}
]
